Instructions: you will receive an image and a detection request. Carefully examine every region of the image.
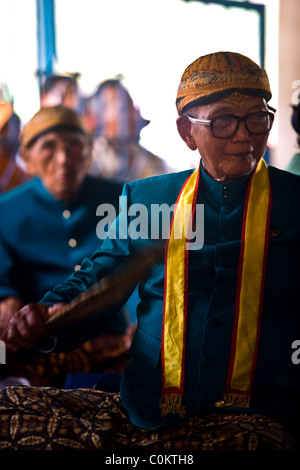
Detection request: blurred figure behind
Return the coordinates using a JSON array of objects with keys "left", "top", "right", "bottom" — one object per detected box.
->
[
  {"left": 0, "top": 99, "right": 28, "bottom": 193},
  {"left": 84, "top": 79, "right": 171, "bottom": 182},
  {"left": 286, "top": 94, "right": 300, "bottom": 175},
  {"left": 0, "top": 105, "right": 130, "bottom": 387},
  {"left": 39, "top": 73, "right": 83, "bottom": 112}
]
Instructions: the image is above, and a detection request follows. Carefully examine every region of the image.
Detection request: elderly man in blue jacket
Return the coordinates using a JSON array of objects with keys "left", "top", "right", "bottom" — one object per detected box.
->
[
  {"left": 0, "top": 52, "right": 299, "bottom": 450},
  {"left": 0, "top": 106, "right": 130, "bottom": 386}
]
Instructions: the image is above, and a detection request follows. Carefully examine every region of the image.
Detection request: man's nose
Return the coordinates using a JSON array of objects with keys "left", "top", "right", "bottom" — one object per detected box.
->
[
  {"left": 55, "top": 144, "right": 71, "bottom": 162},
  {"left": 232, "top": 120, "right": 250, "bottom": 141}
]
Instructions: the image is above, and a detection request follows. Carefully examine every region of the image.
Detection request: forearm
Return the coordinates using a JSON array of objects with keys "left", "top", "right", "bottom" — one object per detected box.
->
[{"left": 40, "top": 251, "right": 134, "bottom": 352}]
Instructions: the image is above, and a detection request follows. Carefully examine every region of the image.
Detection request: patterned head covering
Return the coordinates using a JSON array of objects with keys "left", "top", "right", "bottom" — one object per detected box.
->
[
  {"left": 21, "top": 106, "right": 88, "bottom": 149},
  {"left": 176, "top": 51, "right": 272, "bottom": 115}
]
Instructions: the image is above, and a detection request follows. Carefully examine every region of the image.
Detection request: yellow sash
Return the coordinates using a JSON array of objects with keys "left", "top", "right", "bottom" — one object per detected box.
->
[
  {"left": 161, "top": 159, "right": 272, "bottom": 417},
  {"left": 161, "top": 166, "right": 199, "bottom": 417}
]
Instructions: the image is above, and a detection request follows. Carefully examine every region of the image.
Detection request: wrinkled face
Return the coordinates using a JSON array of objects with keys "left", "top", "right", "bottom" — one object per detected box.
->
[
  {"left": 177, "top": 96, "right": 270, "bottom": 182},
  {"left": 22, "top": 130, "right": 92, "bottom": 200}
]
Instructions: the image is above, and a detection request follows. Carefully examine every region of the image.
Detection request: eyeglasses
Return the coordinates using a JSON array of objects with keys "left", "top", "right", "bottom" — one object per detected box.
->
[{"left": 184, "top": 106, "right": 276, "bottom": 139}]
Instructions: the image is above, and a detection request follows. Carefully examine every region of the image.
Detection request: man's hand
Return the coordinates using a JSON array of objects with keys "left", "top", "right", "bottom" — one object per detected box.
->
[
  {"left": 0, "top": 297, "right": 23, "bottom": 338},
  {"left": 2, "top": 303, "right": 64, "bottom": 352}
]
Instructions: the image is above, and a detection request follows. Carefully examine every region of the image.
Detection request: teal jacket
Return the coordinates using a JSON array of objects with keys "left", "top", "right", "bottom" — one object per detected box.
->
[
  {"left": 41, "top": 163, "right": 300, "bottom": 430},
  {"left": 0, "top": 175, "right": 122, "bottom": 303}
]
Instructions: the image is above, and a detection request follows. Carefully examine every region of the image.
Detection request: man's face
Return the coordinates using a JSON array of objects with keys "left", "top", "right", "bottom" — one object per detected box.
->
[
  {"left": 178, "top": 96, "right": 270, "bottom": 182},
  {"left": 94, "top": 86, "right": 137, "bottom": 140},
  {"left": 22, "top": 130, "right": 92, "bottom": 200}
]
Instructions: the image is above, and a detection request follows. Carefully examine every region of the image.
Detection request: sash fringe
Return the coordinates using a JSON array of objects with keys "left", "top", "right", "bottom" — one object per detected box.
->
[
  {"left": 215, "top": 392, "right": 251, "bottom": 409},
  {"left": 160, "top": 393, "right": 186, "bottom": 418}
]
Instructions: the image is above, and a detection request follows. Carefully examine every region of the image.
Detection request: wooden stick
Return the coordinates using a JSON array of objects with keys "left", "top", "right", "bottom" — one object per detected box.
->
[{"left": 45, "top": 246, "right": 164, "bottom": 334}]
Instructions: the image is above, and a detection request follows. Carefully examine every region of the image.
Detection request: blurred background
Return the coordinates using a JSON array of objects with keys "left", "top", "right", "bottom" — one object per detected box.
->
[{"left": 0, "top": 0, "right": 299, "bottom": 171}]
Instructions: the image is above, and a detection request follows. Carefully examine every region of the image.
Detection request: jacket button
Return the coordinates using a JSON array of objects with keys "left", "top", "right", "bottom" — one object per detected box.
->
[
  {"left": 63, "top": 210, "right": 71, "bottom": 219},
  {"left": 68, "top": 238, "right": 77, "bottom": 247}
]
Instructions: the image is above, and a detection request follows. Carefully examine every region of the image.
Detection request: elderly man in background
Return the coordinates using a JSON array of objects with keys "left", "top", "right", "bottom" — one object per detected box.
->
[
  {"left": 0, "top": 106, "right": 130, "bottom": 387},
  {"left": 0, "top": 52, "right": 299, "bottom": 451}
]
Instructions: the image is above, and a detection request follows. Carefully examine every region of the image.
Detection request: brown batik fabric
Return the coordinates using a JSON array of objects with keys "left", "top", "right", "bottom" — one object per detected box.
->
[
  {"left": 0, "top": 386, "right": 296, "bottom": 450},
  {"left": 0, "top": 333, "right": 131, "bottom": 388}
]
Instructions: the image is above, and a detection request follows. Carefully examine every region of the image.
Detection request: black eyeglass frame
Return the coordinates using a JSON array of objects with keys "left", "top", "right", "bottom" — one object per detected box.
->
[{"left": 184, "top": 105, "right": 277, "bottom": 139}]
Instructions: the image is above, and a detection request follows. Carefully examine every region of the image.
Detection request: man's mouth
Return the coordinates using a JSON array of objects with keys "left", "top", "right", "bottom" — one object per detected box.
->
[{"left": 233, "top": 151, "right": 253, "bottom": 158}]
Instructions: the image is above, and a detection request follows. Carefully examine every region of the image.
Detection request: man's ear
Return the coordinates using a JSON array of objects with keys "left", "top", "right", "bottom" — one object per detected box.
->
[
  {"left": 176, "top": 115, "right": 197, "bottom": 151},
  {"left": 19, "top": 147, "right": 33, "bottom": 176}
]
